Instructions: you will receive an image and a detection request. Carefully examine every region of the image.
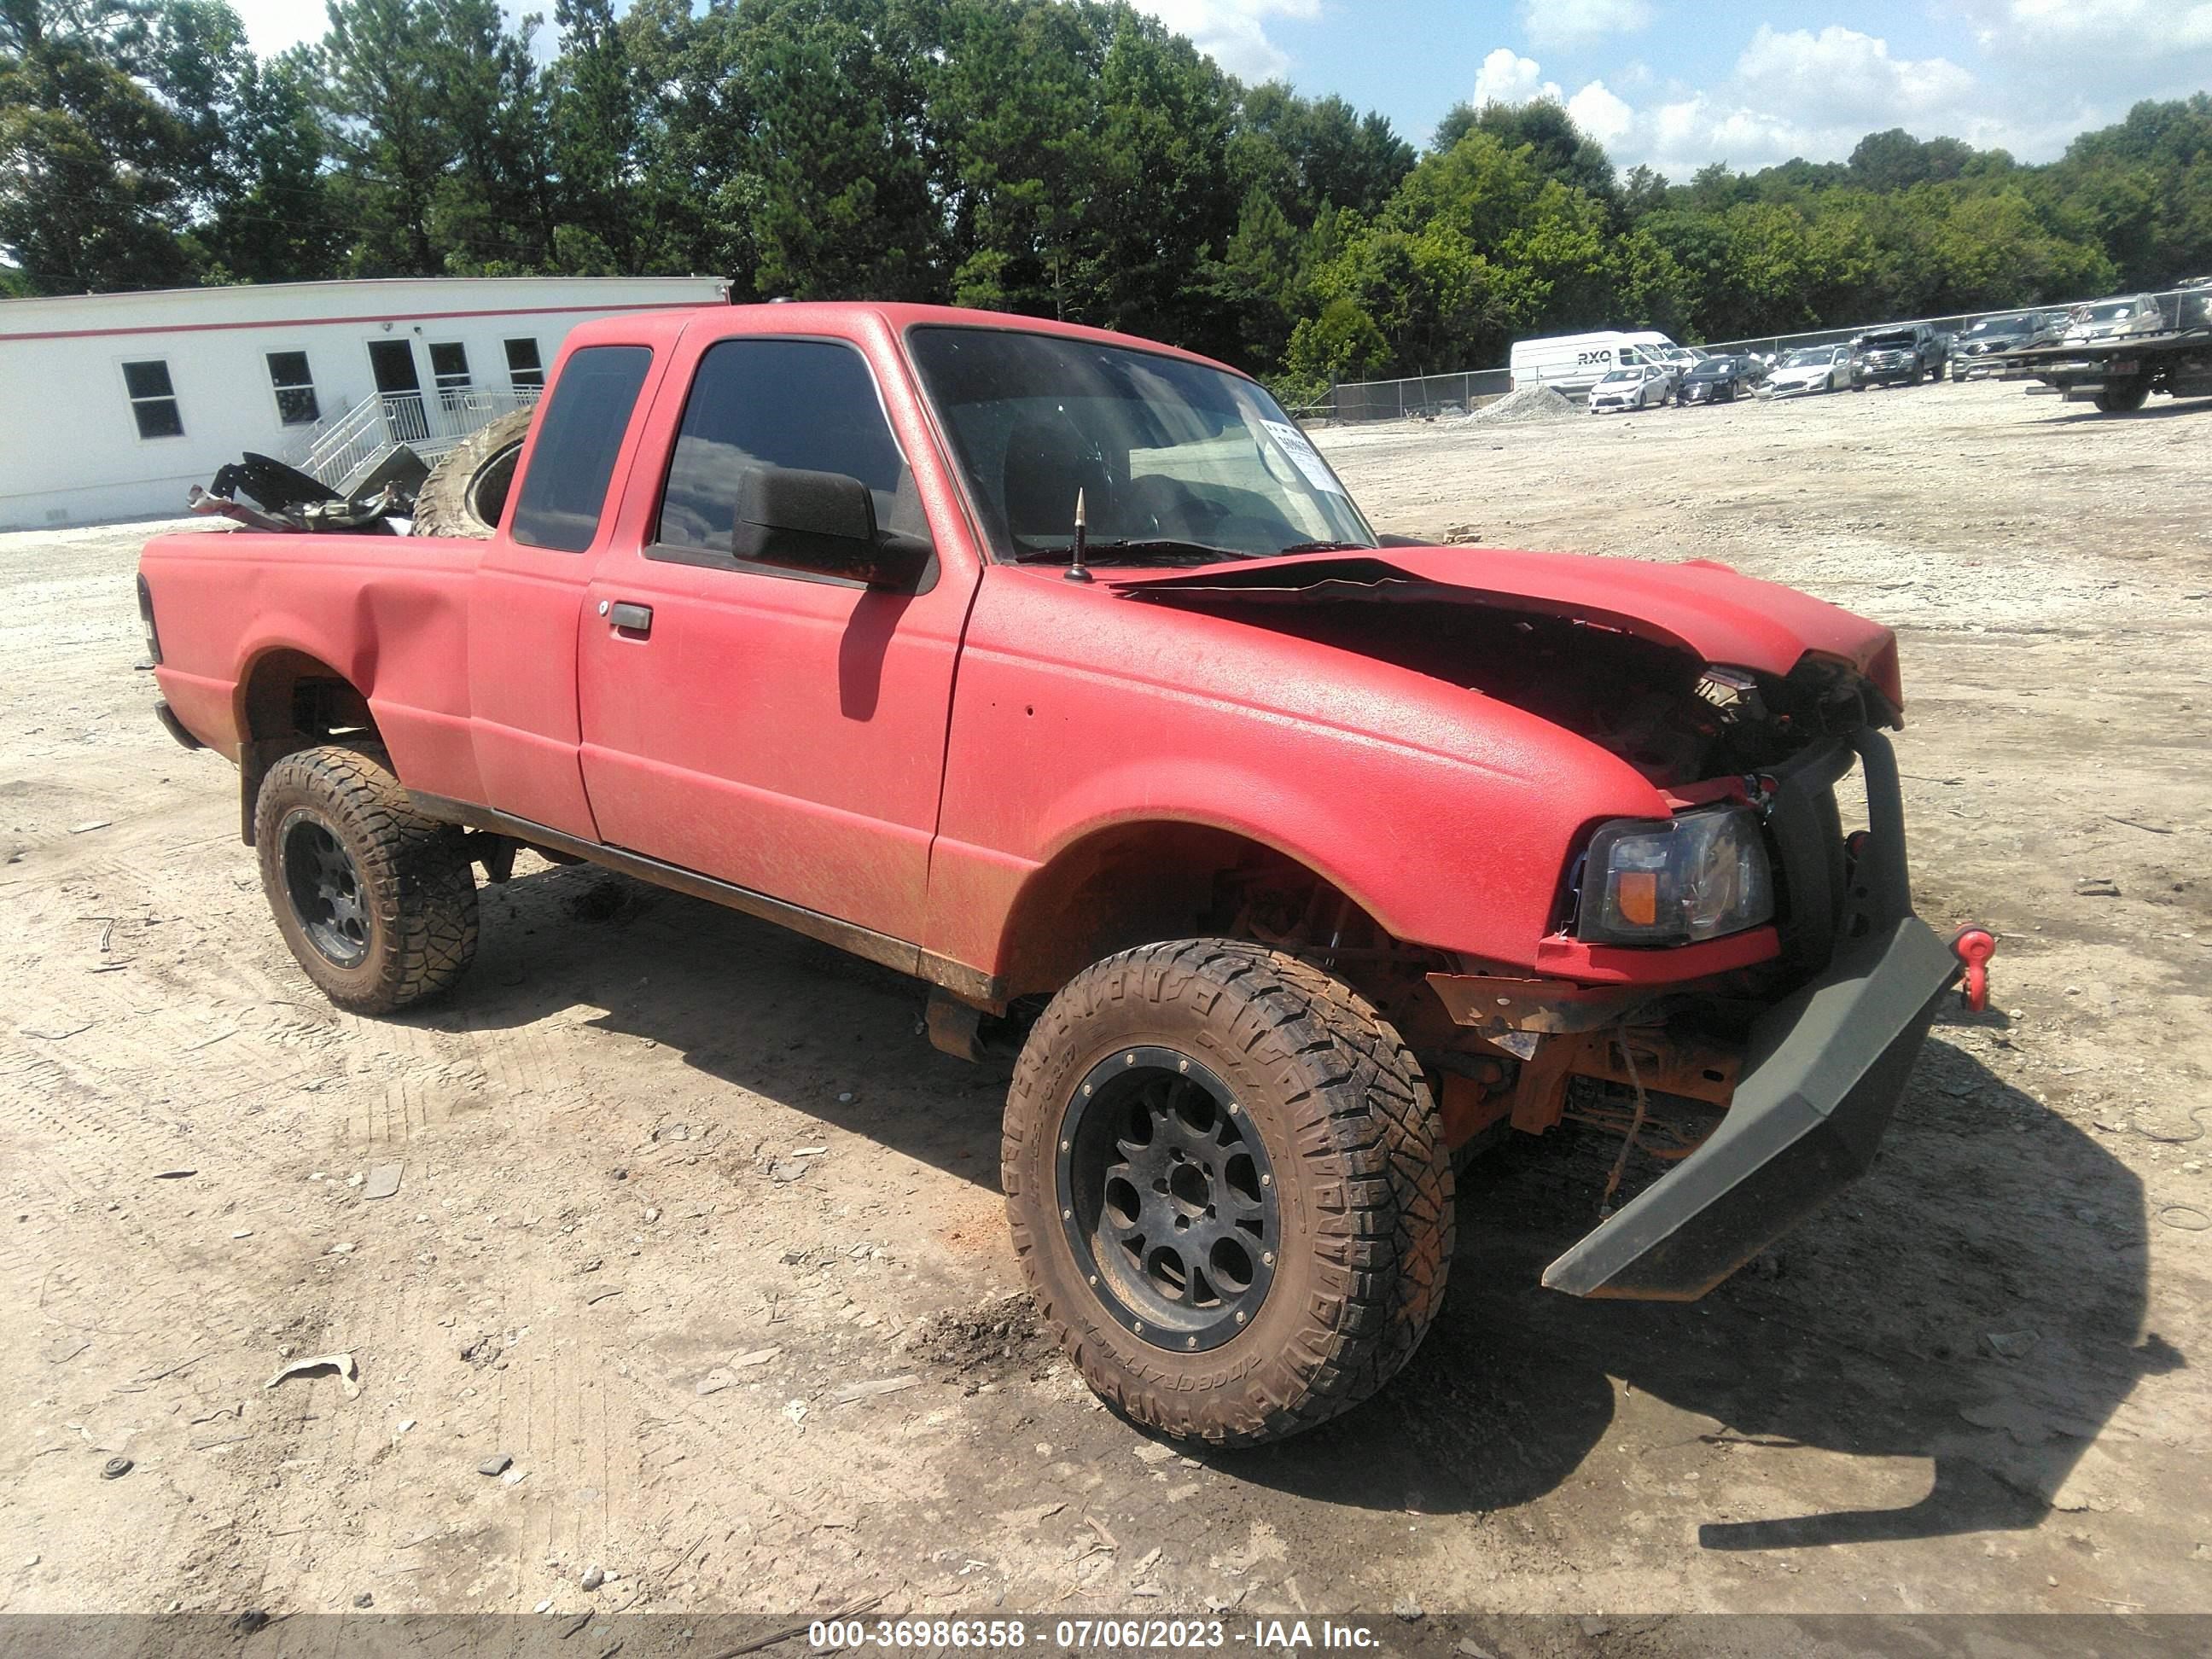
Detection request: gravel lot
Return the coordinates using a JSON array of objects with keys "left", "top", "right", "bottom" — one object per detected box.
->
[{"left": 3, "top": 377, "right": 2208, "bottom": 1639}]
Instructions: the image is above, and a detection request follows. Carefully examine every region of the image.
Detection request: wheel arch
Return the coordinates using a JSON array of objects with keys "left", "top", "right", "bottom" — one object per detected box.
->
[
  {"left": 992, "top": 814, "right": 1407, "bottom": 1001},
  {"left": 235, "top": 646, "right": 381, "bottom": 844}
]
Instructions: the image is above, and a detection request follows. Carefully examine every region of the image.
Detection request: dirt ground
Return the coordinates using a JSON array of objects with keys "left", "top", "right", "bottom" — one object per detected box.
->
[{"left": 3, "top": 377, "right": 2209, "bottom": 1640}]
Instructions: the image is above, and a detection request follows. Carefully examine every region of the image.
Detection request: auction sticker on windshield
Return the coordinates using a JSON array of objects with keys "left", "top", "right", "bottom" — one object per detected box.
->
[{"left": 1261, "top": 419, "right": 1347, "bottom": 494}]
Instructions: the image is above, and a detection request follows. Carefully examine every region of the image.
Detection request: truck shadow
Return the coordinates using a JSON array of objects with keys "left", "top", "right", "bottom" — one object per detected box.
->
[
  {"left": 2047, "top": 398, "right": 2212, "bottom": 425},
  {"left": 1213, "top": 1030, "right": 2168, "bottom": 1549},
  {"left": 421, "top": 864, "right": 2164, "bottom": 1551}
]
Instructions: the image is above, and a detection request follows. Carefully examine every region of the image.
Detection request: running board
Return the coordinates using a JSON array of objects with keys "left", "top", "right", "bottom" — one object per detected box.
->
[{"left": 408, "top": 791, "right": 1004, "bottom": 1009}]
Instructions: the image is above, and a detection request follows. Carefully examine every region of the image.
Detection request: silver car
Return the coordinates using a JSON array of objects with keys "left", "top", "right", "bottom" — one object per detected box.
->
[
  {"left": 2064, "top": 294, "right": 2166, "bottom": 346},
  {"left": 1586, "top": 364, "right": 1669, "bottom": 412},
  {"left": 1761, "top": 344, "right": 1851, "bottom": 398}
]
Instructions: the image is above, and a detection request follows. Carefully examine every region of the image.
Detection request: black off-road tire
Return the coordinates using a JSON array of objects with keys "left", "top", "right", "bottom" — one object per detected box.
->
[
  {"left": 1004, "top": 940, "right": 1454, "bottom": 1446},
  {"left": 412, "top": 406, "right": 533, "bottom": 538},
  {"left": 2094, "top": 378, "right": 2151, "bottom": 414},
  {"left": 253, "top": 744, "right": 478, "bottom": 1014}
]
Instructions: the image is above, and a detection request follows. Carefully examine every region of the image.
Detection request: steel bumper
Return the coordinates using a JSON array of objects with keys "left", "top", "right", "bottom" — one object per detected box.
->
[{"left": 1542, "top": 730, "right": 1959, "bottom": 1301}]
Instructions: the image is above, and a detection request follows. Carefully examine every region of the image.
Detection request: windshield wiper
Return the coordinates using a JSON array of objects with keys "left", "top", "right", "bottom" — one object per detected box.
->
[
  {"left": 1275, "top": 539, "right": 1371, "bottom": 555},
  {"left": 1012, "top": 538, "right": 1254, "bottom": 567}
]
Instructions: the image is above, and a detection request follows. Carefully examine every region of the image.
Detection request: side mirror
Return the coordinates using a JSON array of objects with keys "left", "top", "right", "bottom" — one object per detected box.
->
[{"left": 731, "top": 465, "right": 932, "bottom": 590}]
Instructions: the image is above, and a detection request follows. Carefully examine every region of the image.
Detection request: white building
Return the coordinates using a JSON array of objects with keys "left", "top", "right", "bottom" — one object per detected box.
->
[{"left": 0, "top": 274, "right": 729, "bottom": 530}]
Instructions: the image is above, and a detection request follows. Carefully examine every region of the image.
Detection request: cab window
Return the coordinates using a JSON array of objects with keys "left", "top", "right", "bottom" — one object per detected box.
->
[
  {"left": 509, "top": 346, "right": 654, "bottom": 552},
  {"left": 652, "top": 338, "right": 928, "bottom": 571}
]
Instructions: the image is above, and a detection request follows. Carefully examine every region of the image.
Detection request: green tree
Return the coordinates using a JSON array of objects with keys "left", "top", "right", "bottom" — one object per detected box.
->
[{"left": 0, "top": 0, "right": 194, "bottom": 290}]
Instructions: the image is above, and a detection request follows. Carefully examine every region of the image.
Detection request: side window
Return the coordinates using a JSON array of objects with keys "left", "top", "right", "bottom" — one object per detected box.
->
[
  {"left": 504, "top": 337, "right": 544, "bottom": 389},
  {"left": 266, "top": 352, "right": 320, "bottom": 426},
  {"left": 653, "top": 338, "right": 925, "bottom": 568},
  {"left": 508, "top": 345, "right": 654, "bottom": 552},
  {"left": 123, "top": 359, "right": 183, "bottom": 439},
  {"left": 428, "top": 342, "right": 471, "bottom": 401}
]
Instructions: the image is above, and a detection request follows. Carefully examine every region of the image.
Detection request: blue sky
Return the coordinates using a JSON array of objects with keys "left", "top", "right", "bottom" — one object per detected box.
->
[{"left": 230, "top": 1, "right": 2212, "bottom": 179}]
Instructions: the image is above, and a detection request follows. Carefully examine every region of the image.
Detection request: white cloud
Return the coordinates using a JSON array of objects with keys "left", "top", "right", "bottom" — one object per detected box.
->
[
  {"left": 1522, "top": 0, "right": 1652, "bottom": 50},
  {"left": 226, "top": 0, "right": 326, "bottom": 56},
  {"left": 1130, "top": 0, "right": 1323, "bottom": 82},
  {"left": 1565, "top": 80, "right": 1635, "bottom": 148},
  {"left": 1472, "top": 48, "right": 1561, "bottom": 108},
  {"left": 1468, "top": 30, "right": 1999, "bottom": 181},
  {"left": 1972, "top": 0, "right": 2212, "bottom": 58},
  {"left": 1959, "top": 1, "right": 2212, "bottom": 118},
  {"left": 1734, "top": 26, "right": 1975, "bottom": 130}
]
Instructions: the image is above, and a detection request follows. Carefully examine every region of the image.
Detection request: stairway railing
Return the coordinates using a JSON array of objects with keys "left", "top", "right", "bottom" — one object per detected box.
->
[{"left": 286, "top": 385, "right": 543, "bottom": 493}]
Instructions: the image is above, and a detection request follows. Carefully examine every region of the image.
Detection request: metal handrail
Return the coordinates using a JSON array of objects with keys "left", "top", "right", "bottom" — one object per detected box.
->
[{"left": 285, "top": 384, "right": 543, "bottom": 492}]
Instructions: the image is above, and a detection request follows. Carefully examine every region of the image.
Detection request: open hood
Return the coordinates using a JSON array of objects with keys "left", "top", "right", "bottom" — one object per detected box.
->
[{"left": 1103, "top": 546, "right": 1903, "bottom": 716}]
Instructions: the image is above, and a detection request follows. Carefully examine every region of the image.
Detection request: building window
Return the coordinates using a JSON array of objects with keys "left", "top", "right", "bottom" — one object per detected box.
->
[
  {"left": 123, "top": 360, "right": 183, "bottom": 439},
  {"left": 504, "top": 337, "right": 544, "bottom": 389},
  {"left": 265, "top": 352, "right": 320, "bottom": 426},
  {"left": 428, "top": 342, "right": 471, "bottom": 404}
]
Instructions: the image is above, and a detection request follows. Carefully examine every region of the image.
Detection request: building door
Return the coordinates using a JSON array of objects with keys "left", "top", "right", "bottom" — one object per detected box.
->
[{"left": 367, "top": 339, "right": 426, "bottom": 444}]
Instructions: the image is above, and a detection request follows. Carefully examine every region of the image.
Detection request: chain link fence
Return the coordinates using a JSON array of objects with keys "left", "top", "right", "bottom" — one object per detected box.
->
[
  {"left": 1317, "top": 367, "right": 1513, "bottom": 425},
  {"left": 1319, "top": 282, "right": 2212, "bottom": 424}
]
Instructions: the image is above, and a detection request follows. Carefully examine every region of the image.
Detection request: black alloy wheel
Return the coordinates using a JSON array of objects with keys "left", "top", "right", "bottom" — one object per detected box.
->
[
  {"left": 280, "top": 809, "right": 370, "bottom": 968},
  {"left": 1057, "top": 1045, "right": 1278, "bottom": 1352}
]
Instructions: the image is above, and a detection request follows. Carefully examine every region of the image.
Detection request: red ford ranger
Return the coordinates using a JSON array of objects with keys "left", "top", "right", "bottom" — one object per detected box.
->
[{"left": 137, "top": 302, "right": 1985, "bottom": 1446}]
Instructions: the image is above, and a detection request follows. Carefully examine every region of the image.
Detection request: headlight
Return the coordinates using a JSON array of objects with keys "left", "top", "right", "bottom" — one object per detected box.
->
[{"left": 1577, "top": 806, "right": 1775, "bottom": 946}]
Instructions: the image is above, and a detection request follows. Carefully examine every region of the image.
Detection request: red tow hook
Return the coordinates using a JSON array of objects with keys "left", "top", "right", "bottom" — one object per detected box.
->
[{"left": 1951, "top": 926, "right": 1998, "bottom": 1013}]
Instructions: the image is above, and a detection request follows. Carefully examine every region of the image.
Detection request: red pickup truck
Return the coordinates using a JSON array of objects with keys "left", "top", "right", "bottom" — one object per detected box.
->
[{"left": 138, "top": 301, "right": 1984, "bottom": 1446}]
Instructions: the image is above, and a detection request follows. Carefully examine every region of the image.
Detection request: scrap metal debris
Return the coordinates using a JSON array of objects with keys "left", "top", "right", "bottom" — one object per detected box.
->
[{"left": 265, "top": 1352, "right": 361, "bottom": 1400}]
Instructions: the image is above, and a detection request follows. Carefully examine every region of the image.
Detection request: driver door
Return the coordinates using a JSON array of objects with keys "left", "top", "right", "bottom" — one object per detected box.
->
[{"left": 575, "top": 332, "right": 977, "bottom": 945}]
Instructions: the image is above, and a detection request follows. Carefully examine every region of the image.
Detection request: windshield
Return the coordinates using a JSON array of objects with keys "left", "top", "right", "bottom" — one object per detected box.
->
[
  {"left": 1598, "top": 369, "right": 1639, "bottom": 384},
  {"left": 906, "top": 326, "right": 1374, "bottom": 566},
  {"left": 1686, "top": 360, "right": 1728, "bottom": 378},
  {"left": 1965, "top": 318, "right": 2027, "bottom": 337},
  {"left": 1781, "top": 349, "right": 1832, "bottom": 369},
  {"left": 1861, "top": 332, "right": 1912, "bottom": 349}
]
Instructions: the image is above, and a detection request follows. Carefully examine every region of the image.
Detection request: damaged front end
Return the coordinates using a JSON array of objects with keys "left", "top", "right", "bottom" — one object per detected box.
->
[{"left": 1111, "top": 547, "right": 1975, "bottom": 1301}]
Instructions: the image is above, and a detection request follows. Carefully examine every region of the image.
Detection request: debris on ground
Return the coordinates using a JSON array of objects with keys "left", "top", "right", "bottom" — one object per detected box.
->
[
  {"left": 478, "top": 1454, "right": 513, "bottom": 1476},
  {"left": 904, "top": 1295, "right": 1056, "bottom": 1390},
  {"left": 829, "top": 1373, "right": 920, "bottom": 1406},
  {"left": 265, "top": 1352, "right": 360, "bottom": 1399},
  {"left": 361, "top": 1163, "right": 404, "bottom": 1201},
  {"left": 1464, "top": 386, "right": 1576, "bottom": 426},
  {"left": 580, "top": 1566, "right": 605, "bottom": 1591},
  {"left": 1982, "top": 1330, "right": 2040, "bottom": 1360},
  {"left": 100, "top": 1456, "right": 133, "bottom": 1480}
]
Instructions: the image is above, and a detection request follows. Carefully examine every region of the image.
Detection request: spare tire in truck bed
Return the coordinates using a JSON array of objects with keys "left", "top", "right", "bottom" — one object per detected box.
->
[{"left": 412, "top": 406, "right": 533, "bottom": 538}]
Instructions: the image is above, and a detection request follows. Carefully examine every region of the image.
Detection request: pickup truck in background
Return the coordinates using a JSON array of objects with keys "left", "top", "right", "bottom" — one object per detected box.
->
[
  {"left": 138, "top": 302, "right": 1986, "bottom": 1446},
  {"left": 1850, "top": 323, "right": 1947, "bottom": 387}
]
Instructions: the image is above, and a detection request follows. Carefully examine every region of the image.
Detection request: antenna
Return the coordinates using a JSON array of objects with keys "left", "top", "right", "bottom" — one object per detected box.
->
[{"left": 1064, "top": 487, "right": 1093, "bottom": 584}]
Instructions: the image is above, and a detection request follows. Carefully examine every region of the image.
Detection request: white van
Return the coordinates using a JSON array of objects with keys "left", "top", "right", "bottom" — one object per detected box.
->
[{"left": 1510, "top": 329, "right": 1685, "bottom": 399}]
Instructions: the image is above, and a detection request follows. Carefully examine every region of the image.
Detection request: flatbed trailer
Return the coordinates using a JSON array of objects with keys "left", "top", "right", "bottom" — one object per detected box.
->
[{"left": 1994, "top": 325, "right": 2212, "bottom": 412}]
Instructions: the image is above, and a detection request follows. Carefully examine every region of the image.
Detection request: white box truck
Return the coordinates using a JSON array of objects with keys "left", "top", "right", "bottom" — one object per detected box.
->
[{"left": 1510, "top": 329, "right": 1688, "bottom": 399}]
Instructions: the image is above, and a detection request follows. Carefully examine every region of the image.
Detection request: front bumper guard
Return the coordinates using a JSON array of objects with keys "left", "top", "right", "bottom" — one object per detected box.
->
[{"left": 1541, "top": 730, "right": 1960, "bottom": 1301}]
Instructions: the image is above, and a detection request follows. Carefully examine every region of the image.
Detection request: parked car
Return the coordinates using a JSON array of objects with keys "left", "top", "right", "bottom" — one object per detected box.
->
[
  {"left": 2064, "top": 294, "right": 2167, "bottom": 346},
  {"left": 1761, "top": 344, "right": 1852, "bottom": 397},
  {"left": 1677, "top": 355, "right": 1758, "bottom": 405},
  {"left": 1851, "top": 323, "right": 1947, "bottom": 387},
  {"left": 1586, "top": 364, "right": 1671, "bottom": 411},
  {"left": 1950, "top": 313, "right": 2040, "bottom": 380},
  {"left": 138, "top": 299, "right": 1982, "bottom": 1447}
]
